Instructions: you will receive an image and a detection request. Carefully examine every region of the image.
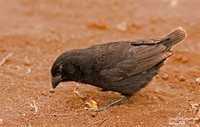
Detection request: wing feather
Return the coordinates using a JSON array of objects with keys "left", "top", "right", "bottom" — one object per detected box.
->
[{"left": 100, "top": 41, "right": 171, "bottom": 81}]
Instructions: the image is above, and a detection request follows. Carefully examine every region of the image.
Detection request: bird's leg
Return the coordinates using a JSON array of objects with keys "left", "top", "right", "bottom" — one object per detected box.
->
[{"left": 96, "top": 96, "right": 130, "bottom": 112}]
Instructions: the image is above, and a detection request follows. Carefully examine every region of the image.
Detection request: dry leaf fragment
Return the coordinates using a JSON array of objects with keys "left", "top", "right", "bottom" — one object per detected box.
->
[
  {"left": 74, "top": 89, "right": 98, "bottom": 111},
  {"left": 84, "top": 99, "right": 98, "bottom": 111}
]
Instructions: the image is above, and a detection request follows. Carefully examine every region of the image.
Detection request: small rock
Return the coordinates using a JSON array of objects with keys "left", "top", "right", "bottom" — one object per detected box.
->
[
  {"left": 179, "top": 76, "right": 186, "bottom": 82},
  {"left": 49, "top": 89, "right": 55, "bottom": 93},
  {"left": 162, "top": 74, "right": 169, "bottom": 80},
  {"left": 41, "top": 91, "right": 47, "bottom": 96},
  {"left": 175, "top": 55, "right": 182, "bottom": 61},
  {"left": 90, "top": 112, "right": 98, "bottom": 117},
  {"left": 23, "top": 62, "right": 31, "bottom": 67},
  {"left": 195, "top": 118, "right": 200, "bottom": 123},
  {"left": 175, "top": 55, "right": 188, "bottom": 63},
  {"left": 182, "top": 57, "right": 189, "bottom": 63},
  {"left": 130, "top": 22, "right": 142, "bottom": 29},
  {"left": 196, "top": 78, "right": 200, "bottom": 85}
]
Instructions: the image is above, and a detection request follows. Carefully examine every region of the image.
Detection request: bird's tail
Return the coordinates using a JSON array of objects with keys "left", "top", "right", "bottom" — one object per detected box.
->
[{"left": 162, "top": 27, "right": 187, "bottom": 48}]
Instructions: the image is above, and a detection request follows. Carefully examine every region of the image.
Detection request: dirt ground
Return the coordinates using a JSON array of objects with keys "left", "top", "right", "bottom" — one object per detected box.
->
[{"left": 0, "top": 0, "right": 200, "bottom": 127}]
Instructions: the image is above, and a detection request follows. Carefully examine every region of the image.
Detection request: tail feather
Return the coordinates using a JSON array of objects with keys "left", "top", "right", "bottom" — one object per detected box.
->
[{"left": 162, "top": 27, "right": 187, "bottom": 48}]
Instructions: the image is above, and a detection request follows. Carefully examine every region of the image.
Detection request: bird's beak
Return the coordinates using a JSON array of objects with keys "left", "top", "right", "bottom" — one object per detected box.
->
[{"left": 52, "top": 75, "right": 62, "bottom": 89}]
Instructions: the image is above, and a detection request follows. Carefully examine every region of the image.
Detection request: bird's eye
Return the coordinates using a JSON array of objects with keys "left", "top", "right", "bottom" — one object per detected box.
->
[
  {"left": 58, "top": 68, "right": 62, "bottom": 74},
  {"left": 58, "top": 65, "right": 63, "bottom": 74}
]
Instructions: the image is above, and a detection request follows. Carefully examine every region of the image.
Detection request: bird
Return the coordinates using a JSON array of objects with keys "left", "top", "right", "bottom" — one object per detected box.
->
[{"left": 51, "top": 27, "right": 187, "bottom": 111}]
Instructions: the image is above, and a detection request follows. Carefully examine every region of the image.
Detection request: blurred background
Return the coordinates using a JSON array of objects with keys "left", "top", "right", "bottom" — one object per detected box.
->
[{"left": 0, "top": 0, "right": 199, "bottom": 126}]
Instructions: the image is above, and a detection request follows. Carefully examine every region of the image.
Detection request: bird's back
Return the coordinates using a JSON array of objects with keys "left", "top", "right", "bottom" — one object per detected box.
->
[{"left": 83, "top": 27, "right": 186, "bottom": 95}]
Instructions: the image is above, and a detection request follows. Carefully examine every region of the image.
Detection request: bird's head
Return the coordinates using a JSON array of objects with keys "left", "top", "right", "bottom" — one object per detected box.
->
[{"left": 50, "top": 53, "right": 76, "bottom": 89}]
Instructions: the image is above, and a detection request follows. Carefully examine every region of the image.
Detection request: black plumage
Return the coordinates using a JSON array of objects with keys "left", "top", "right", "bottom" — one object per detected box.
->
[{"left": 51, "top": 27, "right": 186, "bottom": 111}]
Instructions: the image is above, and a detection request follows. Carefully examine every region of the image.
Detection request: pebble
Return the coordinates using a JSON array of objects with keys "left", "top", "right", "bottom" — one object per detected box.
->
[
  {"left": 196, "top": 78, "right": 200, "bottom": 85},
  {"left": 49, "top": 89, "right": 55, "bottom": 93},
  {"left": 175, "top": 55, "right": 182, "bottom": 61},
  {"left": 182, "top": 57, "right": 189, "bottom": 63},
  {"left": 175, "top": 55, "right": 189, "bottom": 63},
  {"left": 90, "top": 112, "right": 98, "bottom": 117},
  {"left": 130, "top": 22, "right": 142, "bottom": 29},
  {"left": 179, "top": 76, "right": 186, "bottom": 82},
  {"left": 41, "top": 91, "right": 47, "bottom": 96},
  {"left": 162, "top": 74, "right": 169, "bottom": 80}
]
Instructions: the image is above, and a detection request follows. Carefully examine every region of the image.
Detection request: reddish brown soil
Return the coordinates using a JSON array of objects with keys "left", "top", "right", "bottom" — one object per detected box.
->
[{"left": 0, "top": 0, "right": 200, "bottom": 127}]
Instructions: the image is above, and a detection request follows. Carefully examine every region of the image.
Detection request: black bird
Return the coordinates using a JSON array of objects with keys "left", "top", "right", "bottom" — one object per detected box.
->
[{"left": 51, "top": 27, "right": 187, "bottom": 111}]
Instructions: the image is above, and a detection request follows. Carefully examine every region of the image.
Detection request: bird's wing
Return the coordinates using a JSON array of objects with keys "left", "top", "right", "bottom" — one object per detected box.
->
[
  {"left": 100, "top": 40, "right": 172, "bottom": 81},
  {"left": 99, "top": 27, "right": 186, "bottom": 81}
]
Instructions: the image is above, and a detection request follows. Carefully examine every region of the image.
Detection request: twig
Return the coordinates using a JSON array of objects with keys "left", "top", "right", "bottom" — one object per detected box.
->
[
  {"left": 0, "top": 52, "right": 13, "bottom": 66},
  {"left": 99, "top": 117, "right": 109, "bottom": 126},
  {"left": 30, "top": 101, "right": 38, "bottom": 113}
]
